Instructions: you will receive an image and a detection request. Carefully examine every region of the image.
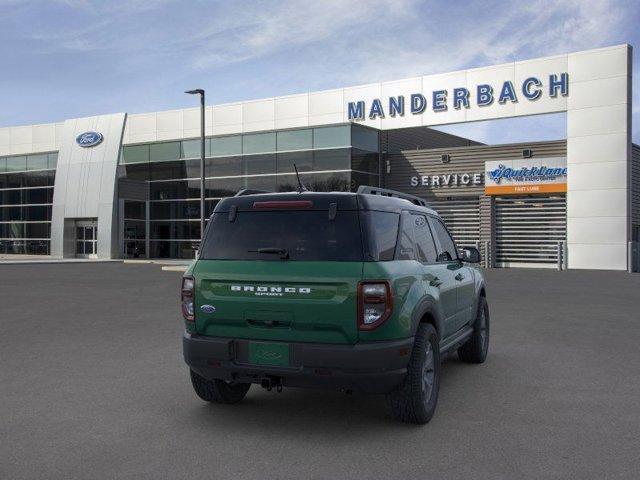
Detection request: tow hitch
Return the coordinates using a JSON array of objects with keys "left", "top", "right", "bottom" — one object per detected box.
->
[{"left": 260, "top": 376, "right": 283, "bottom": 392}]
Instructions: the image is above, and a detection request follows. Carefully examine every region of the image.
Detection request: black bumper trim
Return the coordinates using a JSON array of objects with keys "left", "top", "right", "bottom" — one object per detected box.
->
[{"left": 183, "top": 332, "right": 414, "bottom": 394}]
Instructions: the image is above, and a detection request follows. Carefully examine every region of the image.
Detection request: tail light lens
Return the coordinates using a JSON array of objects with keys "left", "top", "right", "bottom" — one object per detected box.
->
[
  {"left": 181, "top": 276, "right": 195, "bottom": 322},
  {"left": 357, "top": 281, "right": 393, "bottom": 330}
]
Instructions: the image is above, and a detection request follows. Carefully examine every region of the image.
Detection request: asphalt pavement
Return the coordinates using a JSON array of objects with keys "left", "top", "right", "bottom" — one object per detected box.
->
[{"left": 1, "top": 263, "right": 639, "bottom": 479}]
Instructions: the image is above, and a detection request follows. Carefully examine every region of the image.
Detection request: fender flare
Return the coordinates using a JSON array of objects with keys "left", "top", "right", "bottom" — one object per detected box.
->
[{"left": 410, "top": 296, "right": 444, "bottom": 339}]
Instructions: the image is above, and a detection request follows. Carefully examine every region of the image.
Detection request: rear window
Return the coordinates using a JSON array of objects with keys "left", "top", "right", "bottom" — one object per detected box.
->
[{"left": 200, "top": 210, "right": 364, "bottom": 261}]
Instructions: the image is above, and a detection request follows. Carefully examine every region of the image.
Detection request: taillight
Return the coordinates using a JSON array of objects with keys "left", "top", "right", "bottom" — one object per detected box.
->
[
  {"left": 181, "top": 276, "right": 195, "bottom": 322},
  {"left": 357, "top": 281, "right": 393, "bottom": 330}
]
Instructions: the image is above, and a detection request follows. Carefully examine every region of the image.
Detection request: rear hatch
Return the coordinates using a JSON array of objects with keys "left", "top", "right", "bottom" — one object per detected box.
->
[{"left": 193, "top": 194, "right": 364, "bottom": 344}]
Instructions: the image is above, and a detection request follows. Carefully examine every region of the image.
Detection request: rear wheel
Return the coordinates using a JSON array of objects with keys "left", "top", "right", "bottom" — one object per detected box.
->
[
  {"left": 386, "top": 323, "right": 441, "bottom": 424},
  {"left": 190, "top": 370, "right": 251, "bottom": 404},
  {"left": 458, "top": 296, "right": 490, "bottom": 364}
]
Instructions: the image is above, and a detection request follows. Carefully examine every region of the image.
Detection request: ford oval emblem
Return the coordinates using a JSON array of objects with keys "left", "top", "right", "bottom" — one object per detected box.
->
[
  {"left": 200, "top": 304, "right": 216, "bottom": 314},
  {"left": 76, "top": 131, "right": 103, "bottom": 148}
]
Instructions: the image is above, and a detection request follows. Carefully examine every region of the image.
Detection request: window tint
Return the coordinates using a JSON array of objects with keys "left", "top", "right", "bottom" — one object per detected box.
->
[
  {"left": 363, "top": 211, "right": 399, "bottom": 261},
  {"left": 201, "top": 210, "right": 363, "bottom": 261},
  {"left": 313, "top": 126, "right": 350, "bottom": 149},
  {"left": 277, "top": 129, "right": 312, "bottom": 151},
  {"left": 396, "top": 213, "right": 416, "bottom": 260},
  {"left": 412, "top": 214, "right": 438, "bottom": 263},
  {"left": 429, "top": 217, "right": 458, "bottom": 262}
]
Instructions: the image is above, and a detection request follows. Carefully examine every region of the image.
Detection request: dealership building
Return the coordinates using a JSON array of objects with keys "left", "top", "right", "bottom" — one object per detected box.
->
[{"left": 0, "top": 44, "right": 638, "bottom": 271}]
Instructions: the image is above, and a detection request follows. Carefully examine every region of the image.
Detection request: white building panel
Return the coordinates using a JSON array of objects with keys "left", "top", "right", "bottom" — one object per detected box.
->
[
  {"left": 10, "top": 125, "right": 33, "bottom": 145},
  {"left": 568, "top": 45, "right": 630, "bottom": 82},
  {"left": 379, "top": 77, "right": 423, "bottom": 129},
  {"left": 514, "top": 56, "right": 568, "bottom": 116},
  {"left": 212, "top": 103, "right": 241, "bottom": 135},
  {"left": 567, "top": 189, "right": 627, "bottom": 218},
  {"left": 567, "top": 76, "right": 629, "bottom": 110},
  {"left": 308, "top": 89, "right": 343, "bottom": 116},
  {"left": 242, "top": 99, "right": 275, "bottom": 132},
  {"left": 568, "top": 244, "right": 628, "bottom": 271},
  {"left": 568, "top": 161, "right": 627, "bottom": 191},
  {"left": 465, "top": 63, "right": 516, "bottom": 122},
  {"left": 156, "top": 110, "right": 183, "bottom": 134},
  {"left": 567, "top": 132, "right": 628, "bottom": 164},
  {"left": 32, "top": 124, "right": 56, "bottom": 144},
  {"left": 50, "top": 113, "right": 126, "bottom": 259},
  {"left": 275, "top": 94, "right": 308, "bottom": 120},
  {"left": 343, "top": 83, "right": 382, "bottom": 128},
  {"left": 420, "top": 71, "right": 468, "bottom": 126},
  {"left": 567, "top": 103, "right": 628, "bottom": 138},
  {"left": 567, "top": 216, "right": 627, "bottom": 244}
]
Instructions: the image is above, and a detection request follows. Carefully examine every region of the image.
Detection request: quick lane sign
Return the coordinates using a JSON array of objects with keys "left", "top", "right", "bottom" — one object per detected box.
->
[
  {"left": 348, "top": 73, "right": 569, "bottom": 120},
  {"left": 484, "top": 157, "right": 567, "bottom": 195}
]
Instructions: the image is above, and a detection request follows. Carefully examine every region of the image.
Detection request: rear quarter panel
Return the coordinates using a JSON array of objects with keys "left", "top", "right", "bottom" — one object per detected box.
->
[{"left": 358, "top": 261, "right": 427, "bottom": 341}]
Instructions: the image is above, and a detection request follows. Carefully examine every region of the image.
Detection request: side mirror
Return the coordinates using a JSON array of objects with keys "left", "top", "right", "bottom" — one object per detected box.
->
[{"left": 461, "top": 247, "right": 481, "bottom": 264}]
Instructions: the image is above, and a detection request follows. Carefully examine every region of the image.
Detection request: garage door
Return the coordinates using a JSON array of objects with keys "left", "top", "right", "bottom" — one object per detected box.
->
[
  {"left": 429, "top": 197, "right": 480, "bottom": 249},
  {"left": 495, "top": 195, "right": 566, "bottom": 267}
]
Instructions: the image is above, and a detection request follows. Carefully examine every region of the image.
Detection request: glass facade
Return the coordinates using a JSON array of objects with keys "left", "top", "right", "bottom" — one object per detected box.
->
[
  {"left": 119, "top": 124, "right": 380, "bottom": 259},
  {"left": 0, "top": 152, "right": 57, "bottom": 255}
]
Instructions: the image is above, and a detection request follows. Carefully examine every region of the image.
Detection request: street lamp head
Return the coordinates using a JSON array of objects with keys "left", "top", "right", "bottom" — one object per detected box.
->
[{"left": 185, "top": 89, "right": 205, "bottom": 95}]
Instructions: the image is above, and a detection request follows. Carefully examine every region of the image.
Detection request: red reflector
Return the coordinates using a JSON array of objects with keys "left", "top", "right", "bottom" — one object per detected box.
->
[
  {"left": 253, "top": 200, "right": 313, "bottom": 209},
  {"left": 207, "top": 360, "right": 221, "bottom": 367},
  {"left": 398, "top": 347, "right": 409, "bottom": 357},
  {"left": 314, "top": 368, "right": 333, "bottom": 376}
]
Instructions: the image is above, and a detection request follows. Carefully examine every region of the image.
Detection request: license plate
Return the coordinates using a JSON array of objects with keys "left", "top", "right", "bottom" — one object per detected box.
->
[{"left": 248, "top": 342, "right": 290, "bottom": 367}]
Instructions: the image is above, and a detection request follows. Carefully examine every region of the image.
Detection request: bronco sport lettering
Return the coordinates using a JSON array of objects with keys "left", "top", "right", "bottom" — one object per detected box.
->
[{"left": 181, "top": 186, "right": 490, "bottom": 424}]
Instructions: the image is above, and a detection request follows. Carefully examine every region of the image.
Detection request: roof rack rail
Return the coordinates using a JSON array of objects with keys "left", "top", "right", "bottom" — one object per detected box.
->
[
  {"left": 234, "top": 189, "right": 269, "bottom": 197},
  {"left": 357, "top": 185, "right": 428, "bottom": 207}
]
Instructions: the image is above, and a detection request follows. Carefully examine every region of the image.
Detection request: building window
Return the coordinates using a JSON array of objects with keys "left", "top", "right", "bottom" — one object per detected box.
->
[
  {"left": 313, "top": 126, "right": 350, "bottom": 149},
  {"left": 0, "top": 152, "right": 57, "bottom": 255},
  {"left": 277, "top": 129, "right": 312, "bottom": 151}
]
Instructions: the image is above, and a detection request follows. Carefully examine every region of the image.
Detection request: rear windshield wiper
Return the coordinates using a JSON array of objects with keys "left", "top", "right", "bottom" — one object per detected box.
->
[{"left": 248, "top": 247, "right": 290, "bottom": 259}]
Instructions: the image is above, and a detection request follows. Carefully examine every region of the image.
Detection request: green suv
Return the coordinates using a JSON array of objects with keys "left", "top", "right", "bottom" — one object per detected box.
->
[{"left": 182, "top": 186, "right": 489, "bottom": 424}]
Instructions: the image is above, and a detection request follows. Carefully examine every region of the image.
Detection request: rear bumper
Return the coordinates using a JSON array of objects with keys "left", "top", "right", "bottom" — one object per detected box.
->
[{"left": 183, "top": 332, "right": 413, "bottom": 394}]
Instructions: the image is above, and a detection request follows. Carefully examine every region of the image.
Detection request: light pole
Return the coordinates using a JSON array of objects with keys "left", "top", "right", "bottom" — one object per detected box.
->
[{"left": 185, "top": 89, "right": 206, "bottom": 245}]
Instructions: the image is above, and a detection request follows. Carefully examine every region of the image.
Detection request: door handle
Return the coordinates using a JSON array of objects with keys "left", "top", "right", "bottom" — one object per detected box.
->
[
  {"left": 429, "top": 277, "right": 443, "bottom": 287},
  {"left": 455, "top": 273, "right": 464, "bottom": 281}
]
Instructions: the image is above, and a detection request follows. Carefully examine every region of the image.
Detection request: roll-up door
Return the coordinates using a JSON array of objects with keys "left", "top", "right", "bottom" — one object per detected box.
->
[
  {"left": 495, "top": 195, "right": 566, "bottom": 267},
  {"left": 429, "top": 196, "right": 480, "bottom": 248}
]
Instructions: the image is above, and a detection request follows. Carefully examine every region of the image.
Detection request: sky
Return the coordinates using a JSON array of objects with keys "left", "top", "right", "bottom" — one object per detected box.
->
[{"left": 0, "top": 0, "right": 638, "bottom": 144}]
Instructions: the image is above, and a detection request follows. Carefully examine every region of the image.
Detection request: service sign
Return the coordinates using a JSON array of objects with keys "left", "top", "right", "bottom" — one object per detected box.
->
[{"left": 484, "top": 157, "right": 567, "bottom": 195}]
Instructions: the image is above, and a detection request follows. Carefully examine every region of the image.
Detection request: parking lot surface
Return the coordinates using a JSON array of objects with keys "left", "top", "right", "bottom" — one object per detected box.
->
[{"left": 1, "top": 263, "right": 639, "bottom": 479}]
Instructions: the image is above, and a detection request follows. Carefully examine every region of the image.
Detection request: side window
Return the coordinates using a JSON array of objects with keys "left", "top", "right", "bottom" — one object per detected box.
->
[
  {"left": 396, "top": 212, "right": 417, "bottom": 260},
  {"left": 428, "top": 217, "right": 458, "bottom": 262},
  {"left": 366, "top": 211, "right": 400, "bottom": 261},
  {"left": 412, "top": 214, "right": 438, "bottom": 263}
]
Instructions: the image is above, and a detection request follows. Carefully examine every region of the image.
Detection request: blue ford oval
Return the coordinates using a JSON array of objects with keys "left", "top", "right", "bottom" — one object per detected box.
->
[
  {"left": 76, "top": 131, "right": 104, "bottom": 148},
  {"left": 200, "top": 304, "right": 216, "bottom": 314}
]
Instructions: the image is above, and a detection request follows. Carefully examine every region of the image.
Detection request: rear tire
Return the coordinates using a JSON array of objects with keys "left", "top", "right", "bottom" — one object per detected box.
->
[
  {"left": 458, "top": 296, "right": 490, "bottom": 364},
  {"left": 386, "top": 323, "right": 441, "bottom": 424},
  {"left": 190, "top": 370, "right": 251, "bottom": 404}
]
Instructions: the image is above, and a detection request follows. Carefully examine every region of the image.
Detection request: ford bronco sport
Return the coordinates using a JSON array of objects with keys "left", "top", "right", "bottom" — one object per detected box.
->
[{"left": 182, "top": 186, "right": 489, "bottom": 424}]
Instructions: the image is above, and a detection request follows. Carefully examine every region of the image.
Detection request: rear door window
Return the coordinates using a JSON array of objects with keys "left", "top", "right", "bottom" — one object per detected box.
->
[
  {"left": 412, "top": 214, "right": 438, "bottom": 263},
  {"left": 395, "top": 212, "right": 417, "bottom": 260},
  {"left": 200, "top": 210, "right": 363, "bottom": 261},
  {"left": 428, "top": 217, "right": 458, "bottom": 262}
]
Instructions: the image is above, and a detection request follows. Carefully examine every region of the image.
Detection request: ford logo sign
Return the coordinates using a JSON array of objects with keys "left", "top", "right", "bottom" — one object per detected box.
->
[
  {"left": 200, "top": 304, "right": 216, "bottom": 314},
  {"left": 76, "top": 131, "right": 103, "bottom": 148}
]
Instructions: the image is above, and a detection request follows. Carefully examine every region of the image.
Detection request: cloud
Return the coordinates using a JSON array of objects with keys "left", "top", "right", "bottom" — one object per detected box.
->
[{"left": 1, "top": 0, "right": 638, "bottom": 142}]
